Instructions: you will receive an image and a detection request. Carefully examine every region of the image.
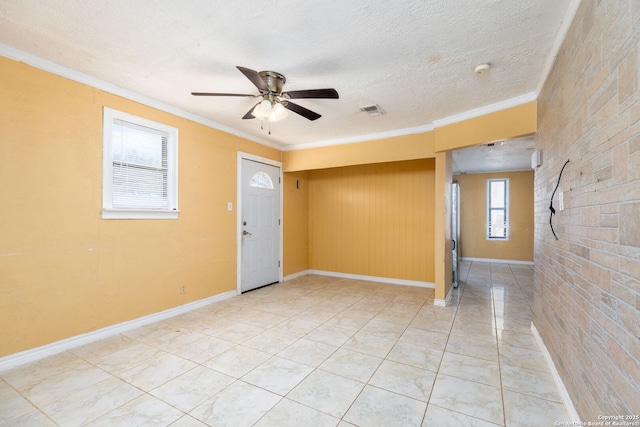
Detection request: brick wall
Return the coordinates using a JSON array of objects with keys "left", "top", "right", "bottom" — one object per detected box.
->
[{"left": 535, "top": 0, "right": 639, "bottom": 419}]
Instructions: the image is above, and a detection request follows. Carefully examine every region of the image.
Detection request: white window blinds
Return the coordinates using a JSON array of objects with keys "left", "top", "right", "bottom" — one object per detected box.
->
[
  {"left": 102, "top": 107, "right": 178, "bottom": 219},
  {"left": 487, "top": 179, "right": 509, "bottom": 239},
  {"left": 112, "top": 119, "right": 169, "bottom": 209}
]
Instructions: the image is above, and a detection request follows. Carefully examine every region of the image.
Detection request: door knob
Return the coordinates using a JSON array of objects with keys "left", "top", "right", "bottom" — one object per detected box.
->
[{"left": 243, "top": 230, "right": 252, "bottom": 236}]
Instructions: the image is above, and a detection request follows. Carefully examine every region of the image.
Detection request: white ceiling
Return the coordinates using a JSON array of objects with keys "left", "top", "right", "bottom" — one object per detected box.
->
[
  {"left": 452, "top": 136, "right": 536, "bottom": 174},
  {"left": 0, "top": 0, "right": 574, "bottom": 161}
]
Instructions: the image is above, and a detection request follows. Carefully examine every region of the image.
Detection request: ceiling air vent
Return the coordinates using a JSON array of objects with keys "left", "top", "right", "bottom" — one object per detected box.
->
[{"left": 360, "top": 104, "right": 385, "bottom": 116}]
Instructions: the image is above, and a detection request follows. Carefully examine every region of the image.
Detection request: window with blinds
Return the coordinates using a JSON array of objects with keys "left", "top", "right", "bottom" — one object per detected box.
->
[
  {"left": 102, "top": 108, "right": 178, "bottom": 219},
  {"left": 487, "top": 178, "right": 509, "bottom": 239}
]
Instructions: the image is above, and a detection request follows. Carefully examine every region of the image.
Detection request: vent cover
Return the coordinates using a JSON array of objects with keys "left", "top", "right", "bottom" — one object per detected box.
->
[{"left": 360, "top": 104, "right": 385, "bottom": 116}]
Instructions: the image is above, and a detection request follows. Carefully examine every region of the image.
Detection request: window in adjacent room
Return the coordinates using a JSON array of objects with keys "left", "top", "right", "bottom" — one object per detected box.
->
[
  {"left": 487, "top": 178, "right": 509, "bottom": 239},
  {"left": 102, "top": 107, "right": 178, "bottom": 219}
]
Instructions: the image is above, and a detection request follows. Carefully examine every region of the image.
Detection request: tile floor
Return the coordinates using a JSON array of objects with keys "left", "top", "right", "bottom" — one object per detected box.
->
[{"left": 0, "top": 261, "right": 570, "bottom": 426}]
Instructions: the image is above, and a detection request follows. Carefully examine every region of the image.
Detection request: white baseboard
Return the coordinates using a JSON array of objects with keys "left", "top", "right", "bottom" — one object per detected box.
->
[
  {"left": 434, "top": 284, "right": 455, "bottom": 307},
  {"left": 306, "top": 270, "right": 435, "bottom": 289},
  {"left": 0, "top": 290, "right": 237, "bottom": 372},
  {"left": 283, "top": 270, "right": 312, "bottom": 281},
  {"left": 461, "top": 257, "right": 534, "bottom": 265},
  {"left": 531, "top": 322, "right": 580, "bottom": 422}
]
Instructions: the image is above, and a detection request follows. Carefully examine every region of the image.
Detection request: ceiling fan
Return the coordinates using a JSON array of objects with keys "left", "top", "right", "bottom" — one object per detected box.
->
[{"left": 191, "top": 66, "right": 339, "bottom": 123}]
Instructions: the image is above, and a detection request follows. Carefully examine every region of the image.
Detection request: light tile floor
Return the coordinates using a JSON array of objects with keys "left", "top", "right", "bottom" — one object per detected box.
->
[{"left": 0, "top": 262, "right": 570, "bottom": 426}]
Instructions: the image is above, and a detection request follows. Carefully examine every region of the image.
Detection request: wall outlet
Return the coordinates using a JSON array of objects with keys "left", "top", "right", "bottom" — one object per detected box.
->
[{"left": 179, "top": 285, "right": 186, "bottom": 294}]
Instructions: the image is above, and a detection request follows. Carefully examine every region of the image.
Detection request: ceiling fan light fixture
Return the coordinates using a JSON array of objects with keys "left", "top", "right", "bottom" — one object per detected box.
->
[
  {"left": 251, "top": 107, "right": 265, "bottom": 119},
  {"left": 252, "top": 99, "right": 288, "bottom": 122},
  {"left": 270, "top": 102, "right": 288, "bottom": 122}
]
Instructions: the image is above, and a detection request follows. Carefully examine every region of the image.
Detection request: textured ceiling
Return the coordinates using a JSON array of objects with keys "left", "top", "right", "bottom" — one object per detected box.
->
[
  {"left": 452, "top": 136, "right": 536, "bottom": 174},
  {"left": 0, "top": 0, "right": 574, "bottom": 156}
]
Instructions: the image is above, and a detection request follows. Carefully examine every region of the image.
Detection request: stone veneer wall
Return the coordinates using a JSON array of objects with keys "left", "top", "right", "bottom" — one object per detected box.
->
[{"left": 534, "top": 0, "right": 639, "bottom": 419}]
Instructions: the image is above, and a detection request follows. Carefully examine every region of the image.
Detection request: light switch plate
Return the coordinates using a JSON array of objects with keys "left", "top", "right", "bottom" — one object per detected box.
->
[{"left": 559, "top": 192, "right": 564, "bottom": 211}]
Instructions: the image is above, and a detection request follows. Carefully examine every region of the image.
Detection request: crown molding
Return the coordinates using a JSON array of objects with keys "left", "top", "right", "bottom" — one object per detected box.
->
[
  {"left": 536, "top": 0, "right": 583, "bottom": 95},
  {"left": 0, "top": 43, "right": 280, "bottom": 150},
  {"left": 3, "top": 42, "right": 540, "bottom": 153},
  {"left": 431, "top": 92, "right": 538, "bottom": 128},
  {"left": 281, "top": 123, "right": 434, "bottom": 151},
  {"left": 285, "top": 92, "right": 538, "bottom": 151}
]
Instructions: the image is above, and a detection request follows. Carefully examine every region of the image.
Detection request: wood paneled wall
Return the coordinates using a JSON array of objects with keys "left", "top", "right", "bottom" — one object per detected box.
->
[
  {"left": 283, "top": 171, "right": 310, "bottom": 276},
  {"left": 309, "top": 159, "right": 435, "bottom": 282}
]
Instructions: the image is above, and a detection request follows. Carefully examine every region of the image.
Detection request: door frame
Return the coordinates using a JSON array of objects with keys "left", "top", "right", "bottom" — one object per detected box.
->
[{"left": 236, "top": 152, "right": 283, "bottom": 294}]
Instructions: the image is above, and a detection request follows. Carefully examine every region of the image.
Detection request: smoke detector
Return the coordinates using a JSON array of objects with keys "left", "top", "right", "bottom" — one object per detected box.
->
[
  {"left": 360, "top": 104, "right": 385, "bottom": 116},
  {"left": 474, "top": 63, "right": 491, "bottom": 74}
]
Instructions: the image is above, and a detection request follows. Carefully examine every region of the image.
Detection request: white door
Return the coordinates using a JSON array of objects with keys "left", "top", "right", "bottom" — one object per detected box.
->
[{"left": 240, "top": 158, "right": 281, "bottom": 292}]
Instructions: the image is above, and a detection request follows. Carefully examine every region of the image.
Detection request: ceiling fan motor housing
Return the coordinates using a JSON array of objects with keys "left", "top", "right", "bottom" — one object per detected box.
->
[{"left": 259, "top": 71, "right": 286, "bottom": 95}]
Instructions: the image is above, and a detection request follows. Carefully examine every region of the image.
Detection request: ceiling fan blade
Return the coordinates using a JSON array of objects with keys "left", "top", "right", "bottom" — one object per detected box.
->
[
  {"left": 236, "top": 66, "right": 269, "bottom": 92},
  {"left": 191, "top": 92, "right": 257, "bottom": 97},
  {"left": 282, "top": 88, "right": 339, "bottom": 99},
  {"left": 283, "top": 101, "right": 321, "bottom": 121},
  {"left": 242, "top": 102, "right": 260, "bottom": 119}
]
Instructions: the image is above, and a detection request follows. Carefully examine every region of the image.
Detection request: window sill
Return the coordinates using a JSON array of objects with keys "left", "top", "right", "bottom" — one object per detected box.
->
[{"left": 102, "top": 209, "right": 179, "bottom": 220}]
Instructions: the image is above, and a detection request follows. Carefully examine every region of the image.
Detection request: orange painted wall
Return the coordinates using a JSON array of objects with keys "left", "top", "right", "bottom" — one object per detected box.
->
[
  {"left": 434, "top": 152, "right": 453, "bottom": 300},
  {"left": 308, "top": 159, "right": 435, "bottom": 283},
  {"left": 0, "top": 57, "right": 279, "bottom": 357},
  {"left": 283, "top": 131, "right": 435, "bottom": 172},
  {"left": 454, "top": 171, "right": 534, "bottom": 262},
  {"left": 434, "top": 101, "right": 536, "bottom": 152},
  {"left": 283, "top": 101, "right": 536, "bottom": 173}
]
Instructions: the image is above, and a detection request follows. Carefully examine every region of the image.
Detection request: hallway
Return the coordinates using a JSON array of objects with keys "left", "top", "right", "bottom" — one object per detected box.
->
[{"left": 1, "top": 262, "right": 568, "bottom": 426}]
